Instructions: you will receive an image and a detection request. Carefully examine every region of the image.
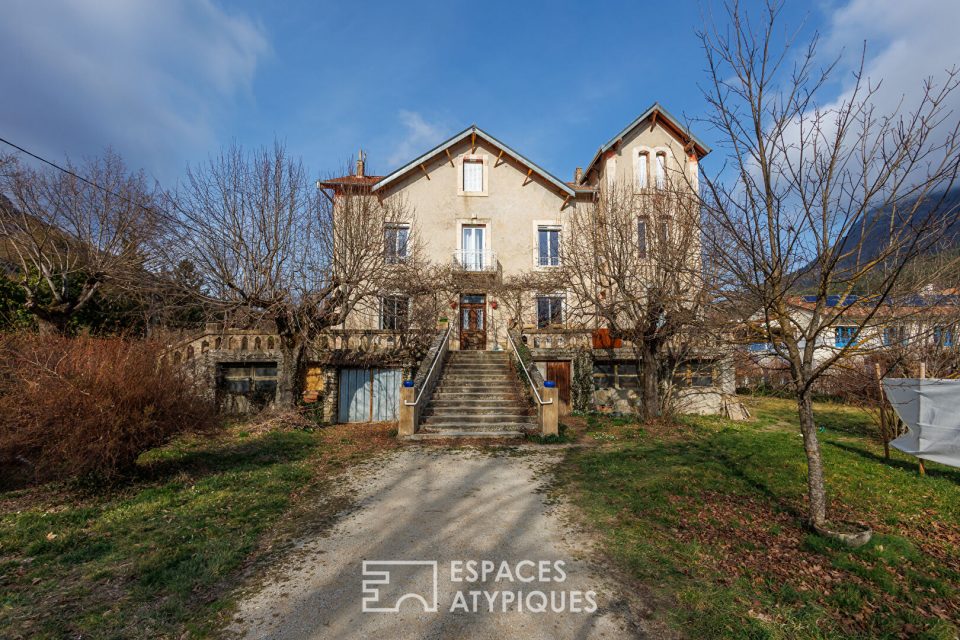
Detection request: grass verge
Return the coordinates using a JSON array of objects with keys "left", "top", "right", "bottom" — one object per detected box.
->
[
  {"left": 0, "top": 417, "right": 397, "bottom": 639},
  {"left": 557, "top": 398, "right": 960, "bottom": 639}
]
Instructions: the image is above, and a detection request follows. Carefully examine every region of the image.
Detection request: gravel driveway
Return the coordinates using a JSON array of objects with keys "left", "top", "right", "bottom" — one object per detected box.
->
[{"left": 226, "top": 447, "right": 643, "bottom": 639}]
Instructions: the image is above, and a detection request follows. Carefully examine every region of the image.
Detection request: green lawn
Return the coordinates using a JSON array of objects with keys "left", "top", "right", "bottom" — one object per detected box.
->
[
  {"left": 558, "top": 398, "right": 960, "bottom": 639},
  {"left": 0, "top": 419, "right": 397, "bottom": 639}
]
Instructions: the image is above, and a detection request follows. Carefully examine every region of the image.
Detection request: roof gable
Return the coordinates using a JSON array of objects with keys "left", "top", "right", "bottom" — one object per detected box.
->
[
  {"left": 373, "top": 125, "right": 576, "bottom": 197},
  {"left": 582, "top": 103, "right": 711, "bottom": 184}
]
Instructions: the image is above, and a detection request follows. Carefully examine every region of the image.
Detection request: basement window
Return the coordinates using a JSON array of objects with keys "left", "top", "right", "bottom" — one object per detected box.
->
[
  {"left": 673, "top": 361, "right": 716, "bottom": 388},
  {"left": 218, "top": 363, "right": 278, "bottom": 395},
  {"left": 592, "top": 361, "right": 640, "bottom": 390}
]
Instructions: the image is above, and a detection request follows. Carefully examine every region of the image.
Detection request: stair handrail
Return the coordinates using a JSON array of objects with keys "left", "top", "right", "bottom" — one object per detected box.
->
[
  {"left": 506, "top": 330, "right": 553, "bottom": 405},
  {"left": 404, "top": 324, "right": 452, "bottom": 407}
]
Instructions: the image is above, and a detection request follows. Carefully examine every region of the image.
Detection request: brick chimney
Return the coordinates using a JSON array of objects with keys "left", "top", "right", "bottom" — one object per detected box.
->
[
  {"left": 355, "top": 149, "right": 365, "bottom": 178},
  {"left": 574, "top": 167, "right": 583, "bottom": 183}
]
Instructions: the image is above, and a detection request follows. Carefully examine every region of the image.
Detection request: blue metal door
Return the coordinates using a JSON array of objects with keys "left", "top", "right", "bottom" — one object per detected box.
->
[{"left": 338, "top": 368, "right": 401, "bottom": 422}]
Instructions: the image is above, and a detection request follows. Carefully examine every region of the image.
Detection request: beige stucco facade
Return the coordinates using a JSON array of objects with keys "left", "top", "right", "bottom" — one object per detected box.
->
[{"left": 316, "top": 105, "right": 736, "bottom": 417}]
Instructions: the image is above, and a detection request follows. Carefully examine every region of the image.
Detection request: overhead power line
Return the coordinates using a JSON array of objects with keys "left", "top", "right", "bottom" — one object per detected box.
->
[{"left": 0, "top": 134, "right": 182, "bottom": 225}]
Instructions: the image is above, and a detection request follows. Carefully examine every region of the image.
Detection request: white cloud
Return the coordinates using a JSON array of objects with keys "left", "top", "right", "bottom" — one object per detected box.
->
[
  {"left": 823, "top": 0, "right": 960, "bottom": 114},
  {"left": 0, "top": 0, "right": 268, "bottom": 182},
  {"left": 386, "top": 110, "right": 446, "bottom": 167}
]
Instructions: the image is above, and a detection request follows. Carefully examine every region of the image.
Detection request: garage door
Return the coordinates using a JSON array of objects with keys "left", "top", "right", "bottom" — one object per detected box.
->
[{"left": 338, "top": 368, "right": 402, "bottom": 423}]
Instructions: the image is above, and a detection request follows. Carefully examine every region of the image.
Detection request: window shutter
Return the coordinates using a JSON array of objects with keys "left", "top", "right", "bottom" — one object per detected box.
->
[{"left": 463, "top": 160, "right": 483, "bottom": 192}]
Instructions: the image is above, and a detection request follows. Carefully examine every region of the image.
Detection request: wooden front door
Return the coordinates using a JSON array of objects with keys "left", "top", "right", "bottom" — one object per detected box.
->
[
  {"left": 459, "top": 294, "right": 487, "bottom": 350},
  {"left": 545, "top": 361, "right": 572, "bottom": 415}
]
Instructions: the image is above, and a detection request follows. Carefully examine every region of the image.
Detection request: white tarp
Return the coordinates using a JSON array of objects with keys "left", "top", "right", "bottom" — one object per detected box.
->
[{"left": 882, "top": 378, "right": 960, "bottom": 468}]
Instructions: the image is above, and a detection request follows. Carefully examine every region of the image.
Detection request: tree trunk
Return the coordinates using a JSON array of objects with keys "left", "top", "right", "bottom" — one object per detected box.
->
[
  {"left": 797, "top": 389, "right": 828, "bottom": 527},
  {"left": 34, "top": 314, "right": 70, "bottom": 335},
  {"left": 639, "top": 342, "right": 661, "bottom": 421},
  {"left": 275, "top": 341, "right": 306, "bottom": 409}
]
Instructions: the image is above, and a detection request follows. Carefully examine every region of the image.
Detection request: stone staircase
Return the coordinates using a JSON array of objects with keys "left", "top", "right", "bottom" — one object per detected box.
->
[{"left": 414, "top": 350, "right": 537, "bottom": 439}]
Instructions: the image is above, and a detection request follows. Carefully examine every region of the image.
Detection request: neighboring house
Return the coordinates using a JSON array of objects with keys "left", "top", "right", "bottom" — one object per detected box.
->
[
  {"left": 172, "top": 104, "right": 737, "bottom": 427},
  {"left": 738, "top": 292, "right": 960, "bottom": 388}
]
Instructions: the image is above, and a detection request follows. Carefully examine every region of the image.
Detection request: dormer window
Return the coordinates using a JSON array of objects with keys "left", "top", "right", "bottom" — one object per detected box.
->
[
  {"left": 655, "top": 152, "right": 667, "bottom": 189},
  {"left": 463, "top": 159, "right": 483, "bottom": 192}
]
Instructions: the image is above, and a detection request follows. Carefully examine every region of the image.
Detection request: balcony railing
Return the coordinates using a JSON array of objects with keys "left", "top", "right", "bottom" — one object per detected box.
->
[
  {"left": 532, "top": 248, "right": 562, "bottom": 268},
  {"left": 452, "top": 250, "right": 498, "bottom": 272}
]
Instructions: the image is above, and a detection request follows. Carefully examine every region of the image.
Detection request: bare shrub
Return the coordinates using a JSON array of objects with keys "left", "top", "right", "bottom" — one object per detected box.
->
[{"left": 0, "top": 334, "right": 217, "bottom": 481}]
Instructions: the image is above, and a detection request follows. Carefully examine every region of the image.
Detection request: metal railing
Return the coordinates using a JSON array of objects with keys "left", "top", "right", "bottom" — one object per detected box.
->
[
  {"left": 532, "top": 248, "right": 562, "bottom": 268},
  {"left": 506, "top": 331, "right": 553, "bottom": 406},
  {"left": 404, "top": 324, "right": 452, "bottom": 407},
  {"left": 452, "top": 250, "right": 498, "bottom": 272}
]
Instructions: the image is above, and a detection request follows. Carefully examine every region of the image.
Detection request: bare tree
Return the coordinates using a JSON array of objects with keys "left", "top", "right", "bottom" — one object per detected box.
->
[
  {"left": 173, "top": 142, "right": 420, "bottom": 407},
  {"left": 562, "top": 180, "right": 710, "bottom": 420},
  {"left": 0, "top": 150, "right": 161, "bottom": 333},
  {"left": 699, "top": 0, "right": 960, "bottom": 528}
]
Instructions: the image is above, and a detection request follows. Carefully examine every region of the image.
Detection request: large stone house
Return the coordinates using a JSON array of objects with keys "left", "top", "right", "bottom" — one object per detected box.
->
[{"left": 169, "top": 104, "right": 737, "bottom": 434}]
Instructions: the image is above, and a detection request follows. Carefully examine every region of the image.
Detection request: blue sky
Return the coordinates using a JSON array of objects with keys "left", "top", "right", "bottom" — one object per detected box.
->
[{"left": 1, "top": 0, "right": 957, "bottom": 185}]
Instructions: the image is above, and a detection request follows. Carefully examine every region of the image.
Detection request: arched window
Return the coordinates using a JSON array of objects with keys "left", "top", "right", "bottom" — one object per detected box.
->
[
  {"left": 186, "top": 346, "right": 194, "bottom": 360},
  {"left": 173, "top": 352, "right": 182, "bottom": 365},
  {"left": 241, "top": 337, "right": 248, "bottom": 351},
  {"left": 254, "top": 337, "right": 262, "bottom": 350},
  {"left": 636, "top": 152, "right": 649, "bottom": 189},
  {"left": 201, "top": 340, "right": 209, "bottom": 353},
  {"left": 267, "top": 337, "right": 275, "bottom": 350},
  {"left": 655, "top": 152, "right": 667, "bottom": 189}
]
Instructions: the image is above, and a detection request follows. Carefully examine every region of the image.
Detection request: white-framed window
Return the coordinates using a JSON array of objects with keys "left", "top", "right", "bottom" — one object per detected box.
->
[
  {"left": 463, "top": 158, "right": 483, "bottom": 193},
  {"left": 380, "top": 295, "right": 409, "bottom": 331},
  {"left": 537, "top": 226, "right": 561, "bottom": 267},
  {"left": 536, "top": 295, "right": 564, "bottom": 328},
  {"left": 606, "top": 155, "right": 617, "bottom": 191},
  {"left": 460, "top": 224, "right": 487, "bottom": 271},
  {"left": 637, "top": 217, "right": 649, "bottom": 258},
  {"left": 636, "top": 152, "right": 649, "bottom": 189},
  {"left": 384, "top": 224, "right": 409, "bottom": 264}
]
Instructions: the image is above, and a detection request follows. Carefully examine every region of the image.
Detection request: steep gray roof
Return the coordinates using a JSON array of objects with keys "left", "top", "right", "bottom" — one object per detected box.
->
[
  {"left": 373, "top": 125, "right": 576, "bottom": 197},
  {"left": 581, "top": 103, "right": 711, "bottom": 184}
]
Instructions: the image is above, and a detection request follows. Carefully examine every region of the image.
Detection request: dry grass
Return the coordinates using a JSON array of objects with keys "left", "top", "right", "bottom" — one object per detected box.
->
[{"left": 0, "top": 333, "right": 217, "bottom": 483}]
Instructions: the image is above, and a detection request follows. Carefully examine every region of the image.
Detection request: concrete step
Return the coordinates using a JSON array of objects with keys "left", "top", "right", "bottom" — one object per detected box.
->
[
  {"left": 428, "top": 399, "right": 529, "bottom": 408},
  {"left": 421, "top": 413, "right": 533, "bottom": 424},
  {"left": 423, "top": 403, "right": 530, "bottom": 413},
  {"left": 405, "top": 431, "right": 526, "bottom": 441},
  {"left": 436, "top": 382, "right": 516, "bottom": 390},
  {"left": 419, "top": 422, "right": 537, "bottom": 432},
  {"left": 431, "top": 389, "right": 518, "bottom": 397},
  {"left": 448, "top": 354, "right": 509, "bottom": 358}
]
